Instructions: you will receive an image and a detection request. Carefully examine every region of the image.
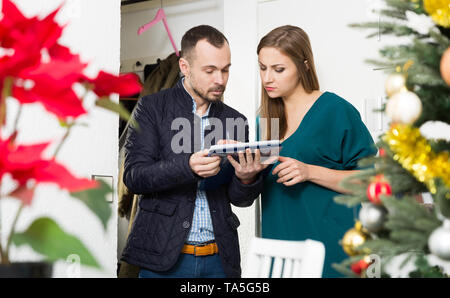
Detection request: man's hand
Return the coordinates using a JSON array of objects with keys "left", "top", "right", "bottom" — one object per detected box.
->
[
  {"left": 218, "top": 139, "right": 270, "bottom": 184},
  {"left": 189, "top": 149, "right": 221, "bottom": 178}
]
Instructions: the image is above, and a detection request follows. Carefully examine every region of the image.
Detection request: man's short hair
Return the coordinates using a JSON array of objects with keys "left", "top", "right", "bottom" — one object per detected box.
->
[{"left": 181, "top": 25, "right": 228, "bottom": 62}]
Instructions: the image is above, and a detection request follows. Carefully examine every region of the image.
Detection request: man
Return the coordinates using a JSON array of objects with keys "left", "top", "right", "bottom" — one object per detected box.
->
[{"left": 121, "top": 25, "right": 268, "bottom": 278}]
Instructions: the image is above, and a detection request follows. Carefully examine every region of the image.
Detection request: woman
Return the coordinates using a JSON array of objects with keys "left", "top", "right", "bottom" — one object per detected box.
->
[{"left": 256, "top": 25, "right": 377, "bottom": 277}]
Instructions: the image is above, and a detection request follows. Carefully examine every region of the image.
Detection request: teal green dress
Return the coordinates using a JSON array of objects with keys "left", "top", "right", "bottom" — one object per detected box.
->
[{"left": 258, "top": 92, "right": 377, "bottom": 278}]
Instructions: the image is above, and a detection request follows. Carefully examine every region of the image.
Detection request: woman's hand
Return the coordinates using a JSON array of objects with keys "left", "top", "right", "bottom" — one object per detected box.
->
[
  {"left": 273, "top": 156, "right": 361, "bottom": 192},
  {"left": 272, "top": 156, "right": 310, "bottom": 186}
]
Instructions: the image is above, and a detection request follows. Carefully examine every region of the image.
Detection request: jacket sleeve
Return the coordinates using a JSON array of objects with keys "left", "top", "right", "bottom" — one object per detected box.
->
[
  {"left": 123, "top": 97, "right": 200, "bottom": 194},
  {"left": 226, "top": 117, "right": 264, "bottom": 207}
]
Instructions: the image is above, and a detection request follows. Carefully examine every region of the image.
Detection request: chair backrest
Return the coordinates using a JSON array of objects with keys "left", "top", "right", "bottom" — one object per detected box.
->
[{"left": 242, "top": 237, "right": 325, "bottom": 278}]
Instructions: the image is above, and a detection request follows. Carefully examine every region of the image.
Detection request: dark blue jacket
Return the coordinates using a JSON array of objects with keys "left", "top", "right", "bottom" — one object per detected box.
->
[{"left": 121, "top": 79, "right": 264, "bottom": 277}]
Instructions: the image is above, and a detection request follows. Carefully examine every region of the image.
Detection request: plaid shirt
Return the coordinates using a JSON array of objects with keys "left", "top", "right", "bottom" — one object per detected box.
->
[{"left": 183, "top": 79, "right": 215, "bottom": 243}]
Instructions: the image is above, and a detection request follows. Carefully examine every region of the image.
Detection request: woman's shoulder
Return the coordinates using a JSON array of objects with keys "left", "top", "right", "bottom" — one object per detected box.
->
[{"left": 320, "top": 91, "right": 361, "bottom": 118}]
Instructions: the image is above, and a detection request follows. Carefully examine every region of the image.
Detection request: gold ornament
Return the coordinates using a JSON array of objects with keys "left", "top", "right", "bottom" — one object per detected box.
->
[
  {"left": 383, "top": 124, "right": 450, "bottom": 194},
  {"left": 385, "top": 90, "right": 422, "bottom": 124},
  {"left": 385, "top": 73, "right": 407, "bottom": 97},
  {"left": 440, "top": 47, "right": 450, "bottom": 86},
  {"left": 341, "top": 221, "right": 369, "bottom": 256},
  {"left": 423, "top": 0, "right": 450, "bottom": 28}
]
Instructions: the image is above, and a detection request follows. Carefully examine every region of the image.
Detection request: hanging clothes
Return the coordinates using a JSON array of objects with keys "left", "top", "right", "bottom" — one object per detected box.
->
[
  {"left": 140, "top": 52, "right": 181, "bottom": 96},
  {"left": 118, "top": 52, "right": 181, "bottom": 150},
  {"left": 144, "top": 59, "right": 161, "bottom": 81}
]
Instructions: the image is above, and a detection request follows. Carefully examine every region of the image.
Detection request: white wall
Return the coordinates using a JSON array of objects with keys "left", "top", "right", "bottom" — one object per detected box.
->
[{"left": 1, "top": 0, "right": 120, "bottom": 277}]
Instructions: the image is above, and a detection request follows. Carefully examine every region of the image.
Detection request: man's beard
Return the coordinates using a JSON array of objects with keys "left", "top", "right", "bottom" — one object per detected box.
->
[{"left": 191, "top": 83, "right": 225, "bottom": 103}]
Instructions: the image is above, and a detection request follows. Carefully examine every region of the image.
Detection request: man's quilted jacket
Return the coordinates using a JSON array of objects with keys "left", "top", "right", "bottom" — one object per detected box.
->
[{"left": 121, "top": 78, "right": 264, "bottom": 277}]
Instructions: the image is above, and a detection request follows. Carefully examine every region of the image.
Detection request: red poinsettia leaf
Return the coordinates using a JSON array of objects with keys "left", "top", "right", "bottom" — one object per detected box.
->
[
  {"left": 20, "top": 56, "right": 87, "bottom": 86},
  {"left": 0, "top": 136, "right": 47, "bottom": 185},
  {"left": 1, "top": 0, "right": 27, "bottom": 26},
  {"left": 32, "top": 160, "right": 99, "bottom": 192},
  {"left": 13, "top": 84, "right": 87, "bottom": 119},
  {"left": 0, "top": 0, "right": 37, "bottom": 49},
  {"left": 0, "top": 0, "right": 65, "bottom": 85},
  {"left": 9, "top": 185, "right": 36, "bottom": 206},
  {"left": 86, "top": 71, "right": 142, "bottom": 97},
  {"left": 1, "top": 0, "right": 63, "bottom": 50},
  {"left": 34, "top": 4, "right": 64, "bottom": 50},
  {"left": 12, "top": 55, "right": 88, "bottom": 119},
  {"left": 48, "top": 43, "right": 79, "bottom": 62},
  {"left": 0, "top": 47, "right": 41, "bottom": 79},
  {"left": 6, "top": 141, "right": 51, "bottom": 167},
  {"left": 0, "top": 22, "right": 5, "bottom": 42},
  {"left": 0, "top": 135, "right": 97, "bottom": 192}
]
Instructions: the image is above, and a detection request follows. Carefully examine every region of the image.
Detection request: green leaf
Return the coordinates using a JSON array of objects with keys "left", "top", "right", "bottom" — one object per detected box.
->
[
  {"left": 70, "top": 179, "right": 112, "bottom": 231},
  {"left": 12, "top": 217, "right": 100, "bottom": 268},
  {"left": 95, "top": 98, "right": 139, "bottom": 132},
  {"left": 96, "top": 97, "right": 128, "bottom": 120},
  {"left": 58, "top": 119, "right": 69, "bottom": 128}
]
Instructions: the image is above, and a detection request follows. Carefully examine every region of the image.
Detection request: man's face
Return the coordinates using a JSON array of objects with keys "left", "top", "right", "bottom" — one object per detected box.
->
[{"left": 180, "top": 39, "right": 231, "bottom": 103}]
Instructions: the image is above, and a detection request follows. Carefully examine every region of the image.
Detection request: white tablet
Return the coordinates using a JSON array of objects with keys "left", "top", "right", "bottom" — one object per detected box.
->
[{"left": 208, "top": 140, "right": 282, "bottom": 157}]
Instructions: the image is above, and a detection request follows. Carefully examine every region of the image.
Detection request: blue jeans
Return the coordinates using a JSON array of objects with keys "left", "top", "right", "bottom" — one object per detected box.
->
[{"left": 138, "top": 253, "right": 226, "bottom": 278}]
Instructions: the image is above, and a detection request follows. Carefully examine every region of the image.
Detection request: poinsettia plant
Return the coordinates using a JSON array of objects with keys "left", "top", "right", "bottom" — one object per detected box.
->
[{"left": 0, "top": 0, "right": 141, "bottom": 268}]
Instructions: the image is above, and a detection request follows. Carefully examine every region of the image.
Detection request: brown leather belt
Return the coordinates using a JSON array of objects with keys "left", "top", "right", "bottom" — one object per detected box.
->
[{"left": 182, "top": 242, "right": 218, "bottom": 256}]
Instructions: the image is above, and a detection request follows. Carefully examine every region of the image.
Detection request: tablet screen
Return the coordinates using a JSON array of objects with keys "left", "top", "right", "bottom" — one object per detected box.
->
[{"left": 208, "top": 140, "right": 281, "bottom": 163}]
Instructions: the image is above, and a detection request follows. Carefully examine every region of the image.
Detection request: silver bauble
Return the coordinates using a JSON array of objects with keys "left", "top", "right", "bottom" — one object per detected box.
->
[
  {"left": 428, "top": 220, "right": 450, "bottom": 261},
  {"left": 359, "top": 203, "right": 387, "bottom": 233}
]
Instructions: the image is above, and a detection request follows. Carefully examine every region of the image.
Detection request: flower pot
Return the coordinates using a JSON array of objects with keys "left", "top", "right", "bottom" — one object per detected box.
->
[{"left": 0, "top": 262, "right": 53, "bottom": 278}]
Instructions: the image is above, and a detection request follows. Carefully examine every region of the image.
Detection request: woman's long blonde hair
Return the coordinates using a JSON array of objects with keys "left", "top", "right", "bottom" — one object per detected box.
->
[{"left": 257, "top": 25, "right": 320, "bottom": 140}]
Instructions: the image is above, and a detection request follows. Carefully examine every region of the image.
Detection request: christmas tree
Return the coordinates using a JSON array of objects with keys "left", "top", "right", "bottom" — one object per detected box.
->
[{"left": 332, "top": 0, "right": 450, "bottom": 277}]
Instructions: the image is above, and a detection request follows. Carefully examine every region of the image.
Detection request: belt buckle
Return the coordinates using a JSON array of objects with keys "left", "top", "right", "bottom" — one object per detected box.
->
[
  {"left": 193, "top": 242, "right": 211, "bottom": 256},
  {"left": 193, "top": 242, "right": 204, "bottom": 256}
]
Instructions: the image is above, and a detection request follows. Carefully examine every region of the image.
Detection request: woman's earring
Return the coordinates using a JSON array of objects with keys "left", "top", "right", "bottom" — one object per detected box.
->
[{"left": 304, "top": 59, "right": 310, "bottom": 71}]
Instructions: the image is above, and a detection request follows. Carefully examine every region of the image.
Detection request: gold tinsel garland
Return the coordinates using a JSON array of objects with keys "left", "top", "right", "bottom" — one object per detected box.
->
[
  {"left": 383, "top": 124, "right": 450, "bottom": 194},
  {"left": 423, "top": 0, "right": 450, "bottom": 28}
]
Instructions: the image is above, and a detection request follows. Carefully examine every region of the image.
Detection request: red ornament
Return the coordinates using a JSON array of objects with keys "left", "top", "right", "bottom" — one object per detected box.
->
[
  {"left": 378, "top": 148, "right": 386, "bottom": 157},
  {"left": 351, "top": 259, "right": 370, "bottom": 275},
  {"left": 367, "top": 175, "right": 392, "bottom": 205}
]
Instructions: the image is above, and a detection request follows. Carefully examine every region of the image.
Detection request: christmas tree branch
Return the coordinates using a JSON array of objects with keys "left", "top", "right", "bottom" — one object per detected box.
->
[
  {"left": 385, "top": 0, "right": 425, "bottom": 14},
  {"left": 349, "top": 22, "right": 415, "bottom": 38}
]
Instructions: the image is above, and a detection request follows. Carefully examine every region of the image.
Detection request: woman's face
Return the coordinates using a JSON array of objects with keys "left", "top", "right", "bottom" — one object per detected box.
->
[{"left": 258, "top": 47, "right": 300, "bottom": 99}]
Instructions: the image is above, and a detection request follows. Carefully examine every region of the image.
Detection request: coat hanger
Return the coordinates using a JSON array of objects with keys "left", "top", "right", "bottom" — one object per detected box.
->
[{"left": 137, "top": 0, "right": 180, "bottom": 57}]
